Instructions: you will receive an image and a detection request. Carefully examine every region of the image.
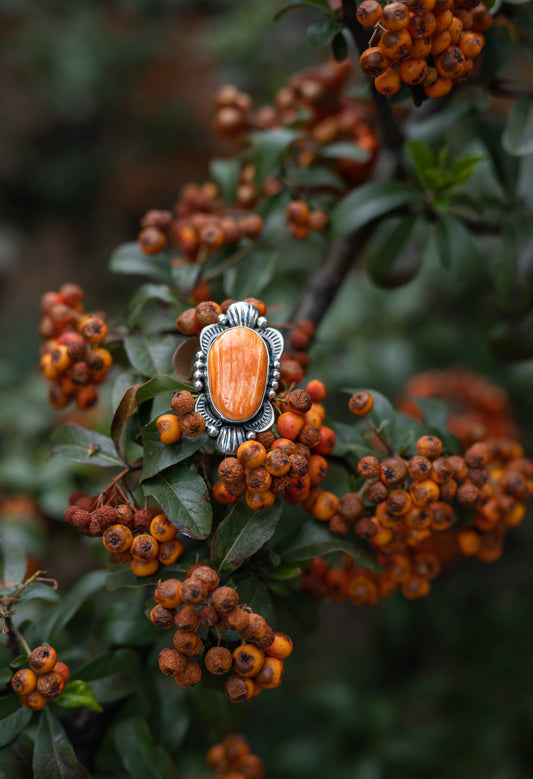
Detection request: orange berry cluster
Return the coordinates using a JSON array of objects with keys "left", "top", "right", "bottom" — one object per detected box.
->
[
  {"left": 176, "top": 297, "right": 266, "bottom": 336},
  {"left": 39, "top": 284, "right": 112, "bottom": 410},
  {"left": 302, "top": 392, "right": 533, "bottom": 604},
  {"left": 398, "top": 367, "right": 519, "bottom": 446},
  {"left": 64, "top": 493, "right": 184, "bottom": 577},
  {"left": 152, "top": 565, "right": 293, "bottom": 702},
  {"left": 156, "top": 389, "right": 206, "bottom": 445},
  {"left": 285, "top": 199, "right": 329, "bottom": 241},
  {"left": 213, "top": 382, "right": 337, "bottom": 511},
  {"left": 356, "top": 0, "right": 492, "bottom": 98},
  {"left": 213, "top": 59, "right": 378, "bottom": 189},
  {"left": 137, "top": 181, "right": 264, "bottom": 264},
  {"left": 206, "top": 734, "right": 265, "bottom": 779},
  {"left": 11, "top": 645, "right": 70, "bottom": 711}
]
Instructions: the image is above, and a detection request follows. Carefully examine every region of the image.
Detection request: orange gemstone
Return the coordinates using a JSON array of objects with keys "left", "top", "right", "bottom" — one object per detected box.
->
[{"left": 208, "top": 327, "right": 268, "bottom": 422}]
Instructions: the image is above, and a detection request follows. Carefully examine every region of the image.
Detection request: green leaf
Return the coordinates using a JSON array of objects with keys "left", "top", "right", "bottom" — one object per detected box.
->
[
  {"left": 435, "top": 214, "right": 477, "bottom": 274},
  {"left": 331, "top": 29, "right": 349, "bottom": 61},
  {"left": 124, "top": 334, "right": 177, "bottom": 378},
  {"left": 0, "top": 545, "right": 27, "bottom": 588},
  {"left": 0, "top": 695, "right": 32, "bottom": 749},
  {"left": 142, "top": 463, "right": 212, "bottom": 540},
  {"left": 209, "top": 158, "right": 241, "bottom": 204},
  {"left": 42, "top": 570, "right": 107, "bottom": 641},
  {"left": 32, "top": 708, "right": 90, "bottom": 779},
  {"left": 0, "top": 733, "right": 34, "bottom": 779},
  {"left": 502, "top": 98, "right": 533, "bottom": 156},
  {"left": 125, "top": 284, "right": 179, "bottom": 328},
  {"left": 76, "top": 648, "right": 141, "bottom": 703},
  {"left": 136, "top": 374, "right": 191, "bottom": 406},
  {"left": 211, "top": 501, "right": 283, "bottom": 573},
  {"left": 140, "top": 419, "right": 208, "bottom": 481},
  {"left": 53, "top": 680, "right": 103, "bottom": 713},
  {"left": 367, "top": 215, "right": 424, "bottom": 288},
  {"left": 495, "top": 221, "right": 519, "bottom": 310},
  {"left": 406, "top": 140, "right": 435, "bottom": 190},
  {"left": 319, "top": 141, "right": 371, "bottom": 164},
  {"left": 250, "top": 128, "right": 301, "bottom": 188},
  {"left": 282, "top": 521, "right": 378, "bottom": 569},
  {"left": 50, "top": 424, "right": 122, "bottom": 468},
  {"left": 330, "top": 181, "right": 418, "bottom": 238},
  {"left": 110, "top": 242, "right": 171, "bottom": 283},
  {"left": 111, "top": 384, "right": 139, "bottom": 464},
  {"left": 18, "top": 582, "right": 61, "bottom": 604},
  {"left": 307, "top": 17, "right": 338, "bottom": 48},
  {"left": 274, "top": 0, "right": 331, "bottom": 20},
  {"left": 450, "top": 155, "right": 484, "bottom": 186},
  {"left": 223, "top": 249, "right": 277, "bottom": 299},
  {"left": 115, "top": 716, "right": 177, "bottom": 779}
]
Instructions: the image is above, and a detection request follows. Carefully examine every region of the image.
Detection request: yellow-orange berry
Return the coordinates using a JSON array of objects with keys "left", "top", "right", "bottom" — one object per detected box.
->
[
  {"left": 11, "top": 668, "right": 37, "bottom": 696},
  {"left": 237, "top": 440, "right": 267, "bottom": 469},
  {"left": 382, "top": 2, "right": 410, "bottom": 30},
  {"left": 399, "top": 57, "right": 428, "bottom": 84},
  {"left": 150, "top": 514, "right": 177, "bottom": 543},
  {"left": 131, "top": 533, "right": 159, "bottom": 561},
  {"left": 356, "top": 0, "right": 383, "bottom": 26},
  {"left": 224, "top": 674, "right": 255, "bottom": 702},
  {"left": 28, "top": 645, "right": 58, "bottom": 675},
  {"left": 154, "top": 578, "right": 183, "bottom": 608},
  {"left": 232, "top": 644, "right": 265, "bottom": 677},
  {"left": 246, "top": 489, "right": 276, "bottom": 511},
  {"left": 156, "top": 414, "right": 181, "bottom": 445},
  {"left": 20, "top": 690, "right": 48, "bottom": 710},
  {"left": 375, "top": 68, "right": 402, "bottom": 95},
  {"left": 312, "top": 491, "right": 339, "bottom": 521},
  {"left": 256, "top": 656, "right": 284, "bottom": 689},
  {"left": 158, "top": 539, "right": 185, "bottom": 565},
  {"left": 265, "top": 632, "right": 293, "bottom": 659},
  {"left": 130, "top": 557, "right": 159, "bottom": 577},
  {"left": 36, "top": 671, "right": 65, "bottom": 699},
  {"left": 359, "top": 47, "right": 389, "bottom": 78}
]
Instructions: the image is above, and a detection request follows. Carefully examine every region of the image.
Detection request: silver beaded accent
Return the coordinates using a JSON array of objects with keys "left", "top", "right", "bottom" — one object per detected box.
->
[
  {"left": 194, "top": 380, "right": 203, "bottom": 391},
  {"left": 246, "top": 431, "right": 257, "bottom": 440},
  {"left": 267, "top": 389, "right": 277, "bottom": 399},
  {"left": 193, "top": 370, "right": 203, "bottom": 380},
  {"left": 272, "top": 369, "right": 281, "bottom": 379},
  {"left": 207, "top": 425, "right": 219, "bottom": 438},
  {"left": 257, "top": 316, "right": 267, "bottom": 329},
  {"left": 271, "top": 380, "right": 279, "bottom": 390},
  {"left": 217, "top": 314, "right": 228, "bottom": 326},
  {"left": 195, "top": 351, "right": 204, "bottom": 360}
]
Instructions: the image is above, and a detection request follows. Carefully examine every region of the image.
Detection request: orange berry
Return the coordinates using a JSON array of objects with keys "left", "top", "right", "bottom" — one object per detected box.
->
[
  {"left": 305, "top": 379, "right": 327, "bottom": 402},
  {"left": 408, "top": 36, "right": 432, "bottom": 58},
  {"left": 382, "top": 2, "right": 410, "bottom": 30},
  {"left": 28, "top": 645, "right": 58, "bottom": 675},
  {"left": 430, "top": 30, "right": 452, "bottom": 55},
  {"left": 130, "top": 533, "right": 159, "bottom": 561},
  {"left": 408, "top": 12, "right": 437, "bottom": 38},
  {"left": 246, "top": 489, "right": 276, "bottom": 511},
  {"left": 434, "top": 8, "right": 452, "bottom": 32},
  {"left": 399, "top": 57, "right": 428, "bottom": 84},
  {"left": 130, "top": 557, "right": 159, "bottom": 577},
  {"left": 232, "top": 644, "right": 265, "bottom": 677},
  {"left": 213, "top": 481, "right": 239, "bottom": 504},
  {"left": 459, "top": 30, "right": 484, "bottom": 58},
  {"left": 277, "top": 411, "right": 305, "bottom": 440},
  {"left": 237, "top": 440, "right": 267, "bottom": 469},
  {"left": 379, "top": 29, "right": 412, "bottom": 63},
  {"left": 348, "top": 391, "right": 374, "bottom": 415},
  {"left": 158, "top": 539, "right": 185, "bottom": 565},
  {"left": 11, "top": 668, "right": 37, "bottom": 696},
  {"left": 356, "top": 0, "right": 383, "bottom": 27},
  {"left": 156, "top": 414, "right": 181, "bottom": 445},
  {"left": 359, "top": 47, "right": 389, "bottom": 78},
  {"left": 20, "top": 691, "right": 48, "bottom": 710},
  {"left": 286, "top": 200, "right": 310, "bottom": 225},
  {"left": 313, "top": 425, "right": 336, "bottom": 455},
  {"left": 308, "top": 454, "right": 328, "bottom": 485},
  {"left": 312, "top": 490, "right": 339, "bottom": 521},
  {"left": 150, "top": 513, "right": 177, "bottom": 543},
  {"left": 449, "top": 15, "right": 463, "bottom": 43},
  {"left": 375, "top": 67, "right": 402, "bottom": 95},
  {"left": 435, "top": 46, "right": 465, "bottom": 78},
  {"left": 265, "top": 632, "right": 293, "bottom": 659},
  {"left": 256, "top": 656, "right": 284, "bottom": 689}
]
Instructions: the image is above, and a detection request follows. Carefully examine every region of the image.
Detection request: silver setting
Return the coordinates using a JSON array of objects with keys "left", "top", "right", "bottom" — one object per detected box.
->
[{"left": 194, "top": 301, "right": 284, "bottom": 454}]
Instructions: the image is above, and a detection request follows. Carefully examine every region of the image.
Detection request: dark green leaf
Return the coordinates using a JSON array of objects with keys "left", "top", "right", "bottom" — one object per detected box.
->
[
  {"left": 282, "top": 521, "right": 378, "bottom": 569},
  {"left": 209, "top": 158, "right": 241, "bottom": 204},
  {"left": 142, "top": 463, "right": 212, "bottom": 540},
  {"left": 0, "top": 545, "right": 27, "bottom": 588},
  {"left": 211, "top": 501, "right": 283, "bottom": 573},
  {"left": 43, "top": 570, "right": 107, "bottom": 641},
  {"left": 319, "top": 141, "right": 371, "bottom": 164},
  {"left": 110, "top": 242, "right": 171, "bottom": 283},
  {"left": 0, "top": 695, "right": 32, "bottom": 749},
  {"left": 54, "top": 680, "right": 103, "bottom": 713},
  {"left": 435, "top": 214, "right": 477, "bottom": 274},
  {"left": 98, "top": 595, "right": 156, "bottom": 645},
  {"left": 51, "top": 424, "right": 122, "bottom": 468},
  {"left": 406, "top": 140, "right": 435, "bottom": 190},
  {"left": 367, "top": 215, "right": 423, "bottom": 288},
  {"left": 141, "top": 419, "right": 208, "bottom": 481},
  {"left": 502, "top": 98, "right": 533, "bottom": 156},
  {"left": 250, "top": 128, "right": 301, "bottom": 188},
  {"left": 106, "top": 563, "right": 186, "bottom": 591},
  {"left": 307, "top": 17, "right": 338, "bottom": 48},
  {"left": 124, "top": 334, "right": 177, "bottom": 378},
  {"left": 115, "top": 717, "right": 177, "bottom": 779},
  {"left": 223, "top": 249, "right": 277, "bottom": 299},
  {"left": 32, "top": 708, "right": 90, "bottom": 779},
  {"left": 274, "top": 0, "right": 331, "bottom": 20},
  {"left": 495, "top": 221, "right": 519, "bottom": 310},
  {"left": 125, "top": 284, "right": 178, "bottom": 328},
  {"left": 136, "top": 374, "right": 192, "bottom": 407},
  {"left": 331, "top": 29, "right": 349, "bottom": 61},
  {"left": 76, "top": 648, "right": 141, "bottom": 703},
  {"left": 450, "top": 155, "right": 484, "bottom": 186},
  {"left": 0, "top": 733, "right": 34, "bottom": 779},
  {"left": 111, "top": 384, "right": 139, "bottom": 464},
  {"left": 330, "top": 181, "right": 418, "bottom": 238},
  {"left": 18, "top": 582, "right": 61, "bottom": 604}
]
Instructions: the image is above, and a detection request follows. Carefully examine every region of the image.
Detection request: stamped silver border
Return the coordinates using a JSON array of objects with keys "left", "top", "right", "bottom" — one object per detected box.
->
[{"left": 193, "top": 302, "right": 283, "bottom": 454}]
